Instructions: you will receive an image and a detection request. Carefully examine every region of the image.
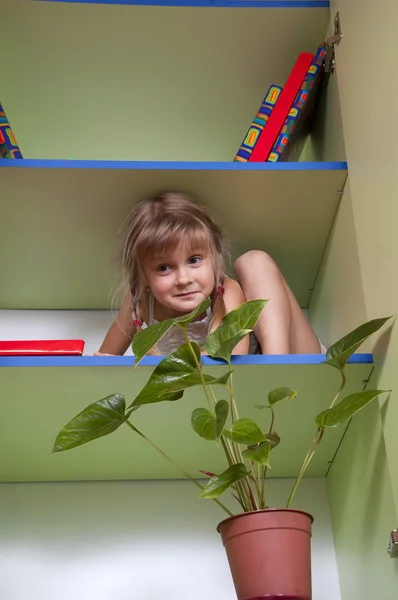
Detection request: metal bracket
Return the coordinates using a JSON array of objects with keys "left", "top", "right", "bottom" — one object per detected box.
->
[
  {"left": 387, "top": 530, "right": 398, "bottom": 558},
  {"left": 326, "top": 12, "right": 342, "bottom": 48},
  {"left": 324, "top": 12, "right": 343, "bottom": 74}
]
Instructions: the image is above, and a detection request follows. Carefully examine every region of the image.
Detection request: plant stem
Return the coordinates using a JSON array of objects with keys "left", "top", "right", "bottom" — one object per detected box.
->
[
  {"left": 257, "top": 463, "right": 267, "bottom": 509},
  {"left": 220, "top": 436, "right": 250, "bottom": 510},
  {"left": 241, "top": 469, "right": 258, "bottom": 511},
  {"left": 227, "top": 365, "right": 239, "bottom": 424},
  {"left": 125, "top": 420, "right": 233, "bottom": 517},
  {"left": 286, "top": 368, "right": 346, "bottom": 509},
  {"left": 222, "top": 378, "right": 243, "bottom": 465},
  {"left": 250, "top": 462, "right": 262, "bottom": 507},
  {"left": 259, "top": 466, "right": 266, "bottom": 509},
  {"left": 183, "top": 330, "right": 214, "bottom": 412},
  {"left": 246, "top": 477, "right": 259, "bottom": 511},
  {"left": 330, "top": 369, "right": 346, "bottom": 408},
  {"left": 231, "top": 489, "right": 246, "bottom": 511},
  {"left": 227, "top": 370, "right": 250, "bottom": 505},
  {"left": 182, "top": 329, "right": 253, "bottom": 513},
  {"left": 201, "top": 403, "right": 251, "bottom": 512},
  {"left": 285, "top": 427, "right": 324, "bottom": 508},
  {"left": 224, "top": 363, "right": 246, "bottom": 489},
  {"left": 227, "top": 437, "right": 240, "bottom": 465},
  {"left": 260, "top": 406, "right": 275, "bottom": 508},
  {"left": 220, "top": 435, "right": 252, "bottom": 511},
  {"left": 220, "top": 436, "right": 250, "bottom": 511},
  {"left": 207, "top": 383, "right": 240, "bottom": 462},
  {"left": 208, "top": 384, "right": 218, "bottom": 404},
  {"left": 207, "top": 384, "right": 240, "bottom": 463},
  {"left": 225, "top": 437, "right": 239, "bottom": 466},
  {"left": 220, "top": 436, "right": 234, "bottom": 468},
  {"left": 220, "top": 431, "right": 252, "bottom": 512},
  {"left": 236, "top": 483, "right": 251, "bottom": 512},
  {"left": 268, "top": 406, "right": 275, "bottom": 433}
]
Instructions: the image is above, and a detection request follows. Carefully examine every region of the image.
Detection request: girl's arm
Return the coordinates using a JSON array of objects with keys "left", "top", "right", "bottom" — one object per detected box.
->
[
  {"left": 95, "top": 296, "right": 136, "bottom": 356},
  {"left": 207, "top": 277, "right": 249, "bottom": 355}
]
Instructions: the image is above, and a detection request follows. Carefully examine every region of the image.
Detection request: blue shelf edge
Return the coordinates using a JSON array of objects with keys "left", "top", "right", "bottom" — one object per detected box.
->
[
  {"left": 36, "top": 1, "right": 330, "bottom": 9},
  {"left": 0, "top": 353, "right": 372, "bottom": 367},
  {"left": 0, "top": 159, "right": 348, "bottom": 171}
]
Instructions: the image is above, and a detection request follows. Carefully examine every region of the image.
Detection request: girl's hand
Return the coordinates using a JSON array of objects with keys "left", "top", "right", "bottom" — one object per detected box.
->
[{"left": 94, "top": 351, "right": 115, "bottom": 356}]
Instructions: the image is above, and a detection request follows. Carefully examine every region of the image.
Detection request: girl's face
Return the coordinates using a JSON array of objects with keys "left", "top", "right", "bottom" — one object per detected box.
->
[{"left": 143, "top": 240, "right": 215, "bottom": 319}]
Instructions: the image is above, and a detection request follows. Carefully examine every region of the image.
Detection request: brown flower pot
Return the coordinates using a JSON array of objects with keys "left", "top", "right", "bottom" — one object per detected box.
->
[{"left": 217, "top": 508, "right": 313, "bottom": 600}]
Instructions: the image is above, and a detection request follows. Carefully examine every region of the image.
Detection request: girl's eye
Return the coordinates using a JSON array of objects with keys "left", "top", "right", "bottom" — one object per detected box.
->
[
  {"left": 188, "top": 256, "right": 201, "bottom": 265},
  {"left": 157, "top": 265, "right": 171, "bottom": 273}
]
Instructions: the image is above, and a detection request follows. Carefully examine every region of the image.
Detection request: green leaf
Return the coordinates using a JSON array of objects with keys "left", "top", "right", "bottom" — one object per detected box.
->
[
  {"left": 191, "top": 401, "right": 229, "bottom": 441},
  {"left": 255, "top": 388, "right": 297, "bottom": 410},
  {"left": 215, "top": 400, "right": 229, "bottom": 437},
  {"left": 191, "top": 408, "right": 217, "bottom": 440},
  {"left": 213, "top": 370, "right": 234, "bottom": 385},
  {"left": 325, "top": 316, "right": 393, "bottom": 371},
  {"left": 268, "top": 387, "right": 297, "bottom": 405},
  {"left": 132, "top": 299, "right": 211, "bottom": 364},
  {"left": 222, "top": 418, "right": 265, "bottom": 445},
  {"left": 159, "top": 370, "right": 233, "bottom": 396},
  {"left": 200, "top": 463, "right": 250, "bottom": 498},
  {"left": 130, "top": 343, "right": 198, "bottom": 406},
  {"left": 204, "top": 299, "right": 268, "bottom": 362},
  {"left": 243, "top": 441, "right": 271, "bottom": 466},
  {"left": 52, "top": 393, "right": 130, "bottom": 452},
  {"left": 264, "top": 430, "right": 281, "bottom": 448},
  {"left": 315, "top": 389, "right": 389, "bottom": 427},
  {"left": 205, "top": 330, "right": 252, "bottom": 364},
  {"left": 130, "top": 343, "right": 231, "bottom": 407}
]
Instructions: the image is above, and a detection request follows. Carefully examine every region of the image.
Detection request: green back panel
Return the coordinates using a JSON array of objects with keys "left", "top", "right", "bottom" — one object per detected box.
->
[{"left": 0, "top": 361, "right": 371, "bottom": 482}]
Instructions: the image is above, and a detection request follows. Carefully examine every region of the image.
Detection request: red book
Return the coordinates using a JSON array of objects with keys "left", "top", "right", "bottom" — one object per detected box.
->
[
  {"left": 0, "top": 340, "right": 85, "bottom": 356},
  {"left": 248, "top": 52, "right": 314, "bottom": 162}
]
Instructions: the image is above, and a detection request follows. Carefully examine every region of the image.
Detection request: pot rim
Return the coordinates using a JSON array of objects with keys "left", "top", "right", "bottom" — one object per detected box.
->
[{"left": 217, "top": 507, "right": 314, "bottom": 532}]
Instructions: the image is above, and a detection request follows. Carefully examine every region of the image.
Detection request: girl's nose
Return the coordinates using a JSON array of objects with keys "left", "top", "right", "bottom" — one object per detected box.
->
[{"left": 176, "top": 267, "right": 193, "bottom": 285}]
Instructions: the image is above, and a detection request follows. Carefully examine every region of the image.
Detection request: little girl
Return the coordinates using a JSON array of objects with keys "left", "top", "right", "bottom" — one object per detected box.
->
[{"left": 96, "top": 192, "right": 322, "bottom": 356}]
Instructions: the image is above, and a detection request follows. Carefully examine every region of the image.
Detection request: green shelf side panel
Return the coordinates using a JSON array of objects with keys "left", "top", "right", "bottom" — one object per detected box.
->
[
  {"left": 327, "top": 400, "right": 398, "bottom": 598},
  {"left": 0, "top": 361, "right": 372, "bottom": 482}
]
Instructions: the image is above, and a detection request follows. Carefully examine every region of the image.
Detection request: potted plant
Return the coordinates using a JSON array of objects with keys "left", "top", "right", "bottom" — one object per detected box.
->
[{"left": 53, "top": 300, "right": 392, "bottom": 600}]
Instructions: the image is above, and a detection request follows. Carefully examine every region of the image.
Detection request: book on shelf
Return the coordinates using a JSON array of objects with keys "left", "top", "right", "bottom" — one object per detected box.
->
[
  {"left": 0, "top": 102, "right": 23, "bottom": 159},
  {"left": 234, "top": 84, "right": 282, "bottom": 162},
  {"left": 0, "top": 340, "right": 85, "bottom": 356},
  {"left": 248, "top": 51, "right": 314, "bottom": 162},
  {"left": 267, "top": 43, "right": 327, "bottom": 162}
]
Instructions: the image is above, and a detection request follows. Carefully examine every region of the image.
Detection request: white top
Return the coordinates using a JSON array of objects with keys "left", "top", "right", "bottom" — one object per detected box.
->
[{"left": 141, "top": 294, "right": 212, "bottom": 355}]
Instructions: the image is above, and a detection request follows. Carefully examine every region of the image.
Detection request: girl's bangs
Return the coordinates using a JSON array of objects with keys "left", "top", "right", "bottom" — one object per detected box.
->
[{"left": 138, "top": 221, "right": 212, "bottom": 259}]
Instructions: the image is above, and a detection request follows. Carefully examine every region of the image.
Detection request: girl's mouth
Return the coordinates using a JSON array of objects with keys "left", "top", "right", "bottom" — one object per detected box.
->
[{"left": 175, "top": 291, "right": 198, "bottom": 297}]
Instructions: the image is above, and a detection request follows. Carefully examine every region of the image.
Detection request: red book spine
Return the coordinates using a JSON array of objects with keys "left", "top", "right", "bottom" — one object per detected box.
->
[
  {"left": 0, "top": 340, "right": 85, "bottom": 356},
  {"left": 248, "top": 52, "right": 314, "bottom": 162}
]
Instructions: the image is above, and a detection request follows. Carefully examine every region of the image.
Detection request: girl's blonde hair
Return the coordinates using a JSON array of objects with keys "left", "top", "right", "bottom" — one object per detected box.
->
[{"left": 121, "top": 191, "right": 228, "bottom": 330}]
